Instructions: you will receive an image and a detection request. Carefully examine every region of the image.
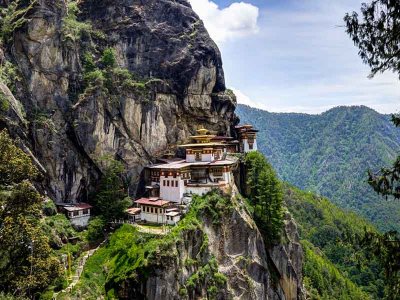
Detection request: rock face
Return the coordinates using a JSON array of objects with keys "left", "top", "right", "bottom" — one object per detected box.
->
[
  {"left": 0, "top": 0, "right": 237, "bottom": 202},
  {"left": 112, "top": 196, "right": 305, "bottom": 300}
]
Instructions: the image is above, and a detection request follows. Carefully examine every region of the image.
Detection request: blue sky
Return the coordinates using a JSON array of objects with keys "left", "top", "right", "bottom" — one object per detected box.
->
[{"left": 189, "top": 0, "right": 400, "bottom": 114}]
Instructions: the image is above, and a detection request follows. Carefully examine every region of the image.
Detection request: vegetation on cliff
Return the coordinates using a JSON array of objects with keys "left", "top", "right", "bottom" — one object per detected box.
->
[
  {"left": 244, "top": 151, "right": 284, "bottom": 244},
  {"left": 67, "top": 191, "right": 232, "bottom": 299},
  {"left": 284, "top": 184, "right": 384, "bottom": 299}
]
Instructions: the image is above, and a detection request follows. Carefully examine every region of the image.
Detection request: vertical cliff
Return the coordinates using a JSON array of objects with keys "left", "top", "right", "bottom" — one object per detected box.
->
[
  {"left": 0, "top": 0, "right": 237, "bottom": 202},
  {"left": 102, "top": 193, "right": 305, "bottom": 300}
]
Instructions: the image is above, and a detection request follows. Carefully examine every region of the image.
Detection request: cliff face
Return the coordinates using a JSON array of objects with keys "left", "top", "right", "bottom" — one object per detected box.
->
[
  {"left": 110, "top": 196, "right": 305, "bottom": 300},
  {"left": 0, "top": 0, "right": 237, "bottom": 202}
]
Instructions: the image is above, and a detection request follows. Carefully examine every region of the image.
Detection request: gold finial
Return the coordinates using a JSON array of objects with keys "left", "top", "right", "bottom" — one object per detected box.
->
[{"left": 196, "top": 125, "right": 208, "bottom": 135}]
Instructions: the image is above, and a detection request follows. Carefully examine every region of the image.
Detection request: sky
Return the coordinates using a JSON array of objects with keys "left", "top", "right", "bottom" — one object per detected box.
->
[{"left": 188, "top": 0, "right": 400, "bottom": 114}]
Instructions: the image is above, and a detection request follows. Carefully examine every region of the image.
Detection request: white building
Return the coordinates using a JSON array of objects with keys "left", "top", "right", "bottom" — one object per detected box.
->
[
  {"left": 61, "top": 203, "right": 92, "bottom": 227},
  {"left": 235, "top": 124, "right": 259, "bottom": 152},
  {"left": 134, "top": 197, "right": 177, "bottom": 224},
  {"left": 136, "top": 125, "right": 258, "bottom": 224}
]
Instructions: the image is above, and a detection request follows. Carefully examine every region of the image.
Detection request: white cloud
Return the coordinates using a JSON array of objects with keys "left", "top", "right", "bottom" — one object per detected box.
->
[
  {"left": 232, "top": 88, "right": 268, "bottom": 110},
  {"left": 188, "top": 0, "right": 259, "bottom": 43}
]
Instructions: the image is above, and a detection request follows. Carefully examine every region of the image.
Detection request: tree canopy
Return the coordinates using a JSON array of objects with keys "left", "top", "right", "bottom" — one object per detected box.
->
[
  {"left": 93, "top": 156, "right": 131, "bottom": 222},
  {"left": 244, "top": 151, "right": 284, "bottom": 244},
  {"left": 0, "top": 130, "right": 62, "bottom": 297},
  {"left": 345, "top": 2, "right": 400, "bottom": 298},
  {"left": 344, "top": 0, "right": 400, "bottom": 79}
]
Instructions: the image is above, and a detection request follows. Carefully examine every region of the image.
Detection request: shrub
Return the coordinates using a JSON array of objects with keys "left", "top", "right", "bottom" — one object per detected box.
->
[
  {"left": 86, "top": 216, "right": 106, "bottom": 244},
  {"left": 100, "top": 48, "right": 117, "bottom": 69}
]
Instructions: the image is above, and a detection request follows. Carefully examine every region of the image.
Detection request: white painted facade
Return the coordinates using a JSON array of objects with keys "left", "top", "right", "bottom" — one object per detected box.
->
[
  {"left": 67, "top": 211, "right": 91, "bottom": 227},
  {"left": 159, "top": 175, "right": 185, "bottom": 203},
  {"left": 166, "top": 214, "right": 181, "bottom": 225},
  {"left": 186, "top": 154, "right": 196, "bottom": 162},
  {"left": 140, "top": 211, "right": 166, "bottom": 223},
  {"left": 242, "top": 138, "right": 258, "bottom": 152},
  {"left": 201, "top": 153, "right": 214, "bottom": 162}
]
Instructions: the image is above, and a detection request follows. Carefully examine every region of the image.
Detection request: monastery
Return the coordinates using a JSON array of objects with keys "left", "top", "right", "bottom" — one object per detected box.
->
[{"left": 134, "top": 124, "right": 258, "bottom": 224}]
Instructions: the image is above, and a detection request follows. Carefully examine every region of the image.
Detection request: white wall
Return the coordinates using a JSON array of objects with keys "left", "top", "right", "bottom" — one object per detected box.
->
[
  {"left": 160, "top": 176, "right": 185, "bottom": 203},
  {"left": 242, "top": 139, "right": 257, "bottom": 152},
  {"left": 186, "top": 154, "right": 195, "bottom": 162},
  {"left": 201, "top": 153, "right": 214, "bottom": 162},
  {"left": 141, "top": 211, "right": 166, "bottom": 224},
  {"left": 166, "top": 215, "right": 181, "bottom": 225},
  {"left": 70, "top": 215, "right": 90, "bottom": 227}
]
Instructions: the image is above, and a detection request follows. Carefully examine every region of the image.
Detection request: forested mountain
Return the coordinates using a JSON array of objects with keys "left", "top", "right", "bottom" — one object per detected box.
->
[{"left": 237, "top": 104, "right": 400, "bottom": 231}]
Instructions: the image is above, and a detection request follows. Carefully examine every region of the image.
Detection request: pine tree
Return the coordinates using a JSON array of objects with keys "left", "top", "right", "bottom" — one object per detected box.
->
[
  {"left": 245, "top": 151, "right": 284, "bottom": 244},
  {"left": 94, "top": 156, "right": 131, "bottom": 222}
]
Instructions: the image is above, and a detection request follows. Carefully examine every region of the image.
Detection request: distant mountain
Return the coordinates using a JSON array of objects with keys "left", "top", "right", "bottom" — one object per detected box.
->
[{"left": 236, "top": 104, "right": 400, "bottom": 232}]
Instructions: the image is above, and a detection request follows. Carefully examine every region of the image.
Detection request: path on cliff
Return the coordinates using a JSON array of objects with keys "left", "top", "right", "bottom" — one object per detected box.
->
[{"left": 53, "top": 240, "right": 106, "bottom": 299}]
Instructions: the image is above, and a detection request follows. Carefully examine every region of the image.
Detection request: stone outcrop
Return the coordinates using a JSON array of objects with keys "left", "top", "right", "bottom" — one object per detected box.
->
[
  {"left": 112, "top": 196, "right": 305, "bottom": 300},
  {"left": 0, "top": 0, "right": 237, "bottom": 202}
]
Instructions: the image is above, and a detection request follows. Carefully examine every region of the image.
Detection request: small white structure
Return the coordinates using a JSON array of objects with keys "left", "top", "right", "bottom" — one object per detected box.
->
[
  {"left": 134, "top": 197, "right": 181, "bottom": 224},
  {"left": 61, "top": 203, "right": 92, "bottom": 228},
  {"left": 165, "top": 211, "right": 181, "bottom": 225},
  {"left": 126, "top": 207, "right": 141, "bottom": 223}
]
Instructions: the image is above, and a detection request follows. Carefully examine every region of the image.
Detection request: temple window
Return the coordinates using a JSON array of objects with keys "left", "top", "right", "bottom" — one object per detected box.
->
[{"left": 195, "top": 152, "right": 201, "bottom": 161}]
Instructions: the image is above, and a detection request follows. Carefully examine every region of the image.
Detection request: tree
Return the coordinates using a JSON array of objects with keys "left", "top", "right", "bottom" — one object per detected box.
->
[
  {"left": 345, "top": 2, "right": 400, "bottom": 298},
  {"left": 368, "top": 115, "right": 400, "bottom": 199},
  {"left": 0, "top": 130, "right": 62, "bottom": 297},
  {"left": 245, "top": 151, "right": 284, "bottom": 244},
  {"left": 344, "top": 0, "right": 400, "bottom": 79},
  {"left": 255, "top": 169, "right": 284, "bottom": 242},
  {"left": 0, "top": 130, "right": 38, "bottom": 185},
  {"left": 93, "top": 156, "right": 131, "bottom": 222},
  {"left": 100, "top": 48, "right": 117, "bottom": 69}
]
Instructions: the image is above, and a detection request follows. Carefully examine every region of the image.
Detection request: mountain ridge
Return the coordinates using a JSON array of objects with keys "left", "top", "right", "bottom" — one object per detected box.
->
[{"left": 236, "top": 103, "right": 400, "bottom": 232}]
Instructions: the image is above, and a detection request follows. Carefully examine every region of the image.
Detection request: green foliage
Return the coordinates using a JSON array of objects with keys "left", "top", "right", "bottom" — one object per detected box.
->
[
  {"left": 78, "top": 49, "right": 150, "bottom": 104},
  {"left": 0, "top": 131, "right": 63, "bottom": 297},
  {"left": 83, "top": 69, "right": 105, "bottom": 88},
  {"left": 0, "top": 61, "right": 22, "bottom": 94},
  {"left": 100, "top": 48, "right": 117, "bottom": 69},
  {"left": 244, "top": 151, "right": 284, "bottom": 243},
  {"left": 0, "top": 0, "right": 38, "bottom": 43},
  {"left": 93, "top": 156, "right": 130, "bottom": 222},
  {"left": 344, "top": 1, "right": 400, "bottom": 79},
  {"left": 237, "top": 104, "right": 400, "bottom": 232},
  {"left": 360, "top": 230, "right": 400, "bottom": 299},
  {"left": 42, "top": 200, "right": 57, "bottom": 216},
  {"left": 284, "top": 184, "right": 384, "bottom": 299},
  {"left": 74, "top": 191, "right": 230, "bottom": 298},
  {"left": 86, "top": 216, "right": 106, "bottom": 244},
  {"left": 62, "top": 0, "right": 92, "bottom": 42},
  {"left": 0, "top": 92, "right": 10, "bottom": 113},
  {"left": 0, "top": 130, "right": 38, "bottom": 186},
  {"left": 0, "top": 181, "right": 63, "bottom": 296},
  {"left": 183, "top": 257, "right": 226, "bottom": 299},
  {"left": 302, "top": 240, "right": 371, "bottom": 300}
]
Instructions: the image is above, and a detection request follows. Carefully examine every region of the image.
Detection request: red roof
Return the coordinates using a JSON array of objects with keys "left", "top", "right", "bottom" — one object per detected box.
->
[{"left": 134, "top": 197, "right": 171, "bottom": 207}]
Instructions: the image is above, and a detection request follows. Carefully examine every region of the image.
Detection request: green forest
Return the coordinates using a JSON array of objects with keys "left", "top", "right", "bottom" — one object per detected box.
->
[{"left": 237, "top": 104, "right": 400, "bottom": 232}]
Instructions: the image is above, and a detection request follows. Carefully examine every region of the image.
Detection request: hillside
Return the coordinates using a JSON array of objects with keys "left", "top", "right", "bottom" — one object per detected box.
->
[{"left": 236, "top": 104, "right": 400, "bottom": 232}]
